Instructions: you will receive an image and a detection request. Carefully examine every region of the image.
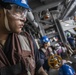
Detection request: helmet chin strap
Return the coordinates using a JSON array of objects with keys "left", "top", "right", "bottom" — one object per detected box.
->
[{"left": 4, "top": 9, "right": 11, "bottom": 31}]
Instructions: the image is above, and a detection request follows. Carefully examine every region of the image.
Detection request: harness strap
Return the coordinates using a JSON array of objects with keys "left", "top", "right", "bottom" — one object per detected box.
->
[{"left": 0, "top": 63, "right": 23, "bottom": 75}]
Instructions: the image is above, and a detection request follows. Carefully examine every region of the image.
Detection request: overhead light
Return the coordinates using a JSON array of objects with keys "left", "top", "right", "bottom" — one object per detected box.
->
[
  {"left": 42, "top": 9, "right": 51, "bottom": 20},
  {"left": 65, "top": 24, "right": 69, "bottom": 26},
  {"left": 27, "top": 10, "right": 39, "bottom": 28}
]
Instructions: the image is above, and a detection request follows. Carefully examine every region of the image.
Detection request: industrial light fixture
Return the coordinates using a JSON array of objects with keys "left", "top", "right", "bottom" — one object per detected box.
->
[
  {"left": 27, "top": 10, "right": 39, "bottom": 28},
  {"left": 44, "top": 9, "right": 50, "bottom": 20},
  {"left": 65, "top": 24, "right": 69, "bottom": 26}
]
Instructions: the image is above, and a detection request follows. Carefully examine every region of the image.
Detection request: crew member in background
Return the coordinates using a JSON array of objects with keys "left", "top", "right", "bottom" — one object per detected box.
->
[{"left": 39, "top": 36, "right": 54, "bottom": 72}]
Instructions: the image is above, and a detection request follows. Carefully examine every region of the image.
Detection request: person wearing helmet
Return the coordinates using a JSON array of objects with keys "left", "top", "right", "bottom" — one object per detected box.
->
[
  {"left": 39, "top": 36, "right": 54, "bottom": 72},
  {"left": 59, "top": 64, "right": 76, "bottom": 75},
  {"left": 66, "top": 31, "right": 75, "bottom": 50},
  {"left": 0, "top": 0, "right": 48, "bottom": 75}
]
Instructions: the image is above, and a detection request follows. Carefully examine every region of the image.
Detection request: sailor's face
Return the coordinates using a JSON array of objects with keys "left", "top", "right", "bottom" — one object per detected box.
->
[
  {"left": 44, "top": 42, "right": 50, "bottom": 47},
  {"left": 6, "top": 4, "right": 28, "bottom": 33},
  {"left": 7, "top": 12, "right": 26, "bottom": 33}
]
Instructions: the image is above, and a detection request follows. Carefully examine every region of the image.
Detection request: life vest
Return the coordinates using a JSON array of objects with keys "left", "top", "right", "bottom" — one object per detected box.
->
[
  {"left": 0, "top": 32, "right": 35, "bottom": 75},
  {"left": 39, "top": 46, "right": 53, "bottom": 58}
]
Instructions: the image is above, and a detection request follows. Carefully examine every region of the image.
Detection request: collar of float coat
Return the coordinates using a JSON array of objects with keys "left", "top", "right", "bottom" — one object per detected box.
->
[{"left": 4, "top": 9, "right": 11, "bottom": 31}]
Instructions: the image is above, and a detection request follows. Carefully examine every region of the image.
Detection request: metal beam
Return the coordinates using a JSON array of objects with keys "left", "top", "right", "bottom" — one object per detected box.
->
[
  {"left": 28, "top": 0, "right": 62, "bottom": 12},
  {"left": 61, "top": 0, "right": 75, "bottom": 19}
]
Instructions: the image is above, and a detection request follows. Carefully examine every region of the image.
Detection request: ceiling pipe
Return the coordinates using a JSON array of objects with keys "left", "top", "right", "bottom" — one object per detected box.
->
[
  {"left": 27, "top": 10, "right": 39, "bottom": 28},
  {"left": 63, "top": 0, "right": 76, "bottom": 18},
  {"left": 60, "top": 0, "right": 75, "bottom": 19}
]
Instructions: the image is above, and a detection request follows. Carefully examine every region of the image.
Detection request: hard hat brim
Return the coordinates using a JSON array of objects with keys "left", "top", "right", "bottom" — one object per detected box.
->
[{"left": 2, "top": 0, "right": 30, "bottom": 9}]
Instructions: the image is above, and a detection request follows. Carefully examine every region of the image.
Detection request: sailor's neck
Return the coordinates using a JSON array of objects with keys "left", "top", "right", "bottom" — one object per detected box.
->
[
  {"left": 44, "top": 46, "right": 48, "bottom": 50},
  {"left": 0, "top": 33, "right": 8, "bottom": 45}
]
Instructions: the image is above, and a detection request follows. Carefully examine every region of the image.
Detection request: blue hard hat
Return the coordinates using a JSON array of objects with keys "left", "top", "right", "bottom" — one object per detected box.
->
[
  {"left": 40, "top": 36, "right": 50, "bottom": 44},
  {"left": 2, "top": 0, "right": 30, "bottom": 9},
  {"left": 59, "top": 64, "right": 76, "bottom": 75}
]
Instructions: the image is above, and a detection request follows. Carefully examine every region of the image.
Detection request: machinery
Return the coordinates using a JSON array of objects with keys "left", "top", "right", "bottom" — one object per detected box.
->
[
  {"left": 48, "top": 54, "right": 62, "bottom": 69},
  {"left": 48, "top": 54, "right": 76, "bottom": 75},
  {"left": 21, "top": 0, "right": 76, "bottom": 75}
]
